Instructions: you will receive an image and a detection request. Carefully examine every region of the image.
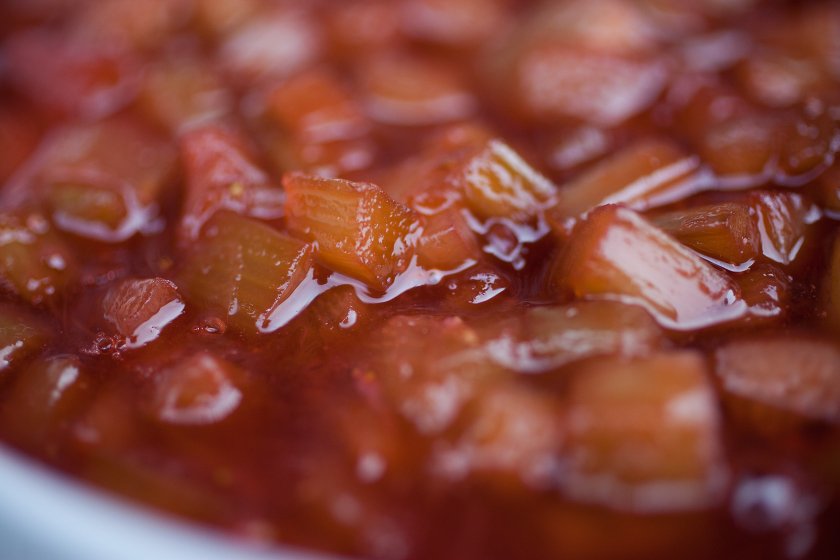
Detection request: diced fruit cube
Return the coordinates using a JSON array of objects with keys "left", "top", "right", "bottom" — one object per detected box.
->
[
  {"left": 736, "top": 264, "right": 791, "bottom": 322},
  {"left": 218, "top": 9, "right": 323, "bottom": 83},
  {"left": 514, "top": 46, "right": 668, "bottom": 126},
  {"left": 0, "top": 212, "right": 76, "bottom": 307},
  {"left": 715, "top": 338, "right": 840, "bottom": 426},
  {"left": 137, "top": 55, "right": 232, "bottom": 133},
  {"left": 179, "top": 126, "right": 285, "bottom": 243},
  {"left": 415, "top": 205, "right": 481, "bottom": 271},
  {"left": 652, "top": 202, "right": 760, "bottom": 267},
  {"left": 700, "top": 114, "right": 786, "bottom": 176},
  {"left": 283, "top": 172, "right": 418, "bottom": 290},
  {"left": 367, "top": 316, "right": 510, "bottom": 435},
  {"left": 561, "top": 351, "right": 728, "bottom": 513},
  {"left": 267, "top": 69, "right": 369, "bottom": 144},
  {"left": 265, "top": 69, "right": 375, "bottom": 177},
  {"left": 481, "top": 301, "right": 665, "bottom": 374},
  {"left": 430, "top": 383, "right": 563, "bottom": 490},
  {"left": 551, "top": 205, "right": 745, "bottom": 330},
  {"left": 102, "top": 278, "right": 185, "bottom": 348},
  {"left": 736, "top": 52, "right": 826, "bottom": 108},
  {"left": 174, "top": 211, "right": 313, "bottom": 333},
  {"left": 0, "top": 304, "right": 50, "bottom": 374},
  {"left": 551, "top": 140, "right": 700, "bottom": 225},
  {"left": 20, "top": 117, "right": 176, "bottom": 242},
  {"left": 150, "top": 353, "right": 244, "bottom": 426},
  {"left": 357, "top": 53, "right": 476, "bottom": 126},
  {"left": 750, "top": 191, "right": 813, "bottom": 265},
  {"left": 3, "top": 28, "right": 141, "bottom": 118},
  {"left": 449, "top": 140, "right": 557, "bottom": 222},
  {"left": 0, "top": 355, "right": 90, "bottom": 450}
]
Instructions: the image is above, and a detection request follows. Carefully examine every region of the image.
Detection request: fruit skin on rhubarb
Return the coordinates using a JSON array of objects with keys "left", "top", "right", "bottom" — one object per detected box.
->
[{"left": 283, "top": 172, "right": 419, "bottom": 290}]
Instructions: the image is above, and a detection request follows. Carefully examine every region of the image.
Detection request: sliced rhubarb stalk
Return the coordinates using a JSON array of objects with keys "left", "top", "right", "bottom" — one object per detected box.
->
[
  {"left": 175, "top": 211, "right": 313, "bottom": 333},
  {"left": 561, "top": 351, "right": 728, "bottom": 513},
  {"left": 551, "top": 205, "right": 746, "bottom": 330},
  {"left": 284, "top": 172, "right": 418, "bottom": 290}
]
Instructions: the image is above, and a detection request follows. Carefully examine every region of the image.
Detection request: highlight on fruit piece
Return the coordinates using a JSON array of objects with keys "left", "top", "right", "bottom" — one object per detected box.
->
[
  {"left": 174, "top": 211, "right": 313, "bottom": 334},
  {"left": 448, "top": 139, "right": 557, "bottom": 222},
  {"left": 0, "top": 211, "right": 76, "bottom": 307},
  {"left": 6, "top": 117, "right": 176, "bottom": 242},
  {"left": 283, "top": 172, "right": 419, "bottom": 290},
  {"left": 652, "top": 202, "right": 760, "bottom": 269},
  {"left": 265, "top": 68, "right": 374, "bottom": 177},
  {"left": 551, "top": 205, "right": 746, "bottom": 330},
  {"left": 357, "top": 52, "right": 476, "bottom": 126},
  {"left": 0, "top": 304, "right": 50, "bottom": 374},
  {"left": 551, "top": 140, "right": 702, "bottom": 227},
  {"left": 481, "top": 301, "right": 666, "bottom": 374},
  {"left": 137, "top": 55, "right": 233, "bottom": 133},
  {"left": 430, "top": 383, "right": 563, "bottom": 491},
  {"left": 0, "top": 355, "right": 90, "bottom": 451},
  {"left": 560, "top": 351, "right": 728, "bottom": 513},
  {"left": 102, "top": 278, "right": 185, "bottom": 349},
  {"left": 366, "top": 315, "right": 510, "bottom": 435},
  {"left": 749, "top": 190, "right": 816, "bottom": 265},
  {"left": 179, "top": 125, "right": 286, "bottom": 244},
  {"left": 150, "top": 353, "right": 244, "bottom": 426},
  {"left": 715, "top": 338, "right": 840, "bottom": 426}
]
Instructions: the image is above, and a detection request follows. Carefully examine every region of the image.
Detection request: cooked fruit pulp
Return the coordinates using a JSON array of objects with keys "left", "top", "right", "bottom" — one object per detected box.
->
[{"left": 1, "top": 1, "right": 840, "bottom": 560}]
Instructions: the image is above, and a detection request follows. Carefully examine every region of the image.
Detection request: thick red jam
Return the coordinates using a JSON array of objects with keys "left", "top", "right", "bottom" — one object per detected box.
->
[{"left": 1, "top": 1, "right": 840, "bottom": 559}]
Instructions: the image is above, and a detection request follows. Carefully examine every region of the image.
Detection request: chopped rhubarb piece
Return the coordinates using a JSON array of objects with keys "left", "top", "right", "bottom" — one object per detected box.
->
[
  {"left": 652, "top": 202, "right": 760, "bottom": 267},
  {"left": 0, "top": 212, "right": 76, "bottom": 307},
  {"left": 736, "top": 264, "right": 791, "bottom": 321},
  {"left": 448, "top": 140, "right": 557, "bottom": 222},
  {"left": 736, "top": 52, "right": 827, "bottom": 108},
  {"left": 818, "top": 165, "right": 840, "bottom": 214},
  {"left": 514, "top": 46, "right": 668, "bottom": 126},
  {"left": 715, "top": 338, "right": 840, "bottom": 426},
  {"left": 151, "top": 353, "right": 244, "bottom": 426},
  {"left": 3, "top": 28, "right": 141, "bottom": 119},
  {"left": 358, "top": 53, "right": 476, "bottom": 126},
  {"left": 431, "top": 383, "right": 563, "bottom": 490},
  {"left": 439, "top": 266, "right": 510, "bottom": 311},
  {"left": 218, "top": 9, "right": 323, "bottom": 83},
  {"left": 179, "top": 126, "right": 285, "bottom": 244},
  {"left": 367, "top": 316, "right": 510, "bottom": 435},
  {"left": 267, "top": 69, "right": 369, "bottom": 144},
  {"left": 0, "top": 355, "right": 89, "bottom": 450},
  {"left": 701, "top": 114, "right": 786, "bottom": 176},
  {"left": 265, "top": 69, "right": 375, "bottom": 177},
  {"left": 15, "top": 117, "right": 176, "bottom": 242},
  {"left": 283, "top": 172, "right": 418, "bottom": 290},
  {"left": 0, "top": 304, "right": 49, "bottom": 374},
  {"left": 102, "top": 278, "right": 185, "bottom": 349},
  {"left": 482, "top": 301, "right": 665, "bottom": 374},
  {"left": 561, "top": 351, "right": 728, "bottom": 512},
  {"left": 552, "top": 140, "right": 700, "bottom": 224},
  {"left": 137, "top": 56, "right": 232, "bottom": 133},
  {"left": 552, "top": 205, "right": 746, "bottom": 330},
  {"left": 750, "top": 191, "right": 813, "bottom": 265},
  {"left": 415, "top": 205, "right": 481, "bottom": 271},
  {"left": 174, "top": 211, "right": 313, "bottom": 334}
]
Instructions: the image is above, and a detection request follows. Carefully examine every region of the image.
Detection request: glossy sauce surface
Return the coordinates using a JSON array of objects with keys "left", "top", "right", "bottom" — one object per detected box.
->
[{"left": 1, "top": 1, "right": 840, "bottom": 559}]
